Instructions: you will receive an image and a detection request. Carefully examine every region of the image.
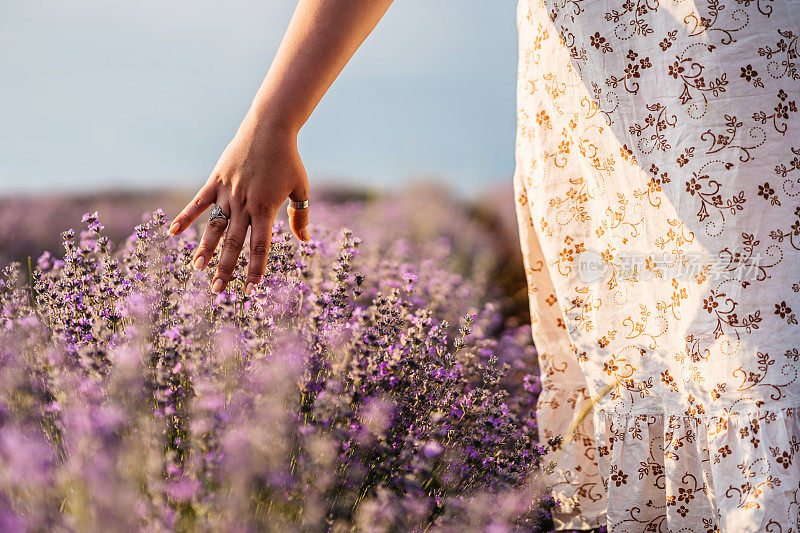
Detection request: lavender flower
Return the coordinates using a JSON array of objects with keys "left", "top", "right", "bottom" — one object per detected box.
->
[{"left": 0, "top": 193, "right": 554, "bottom": 531}]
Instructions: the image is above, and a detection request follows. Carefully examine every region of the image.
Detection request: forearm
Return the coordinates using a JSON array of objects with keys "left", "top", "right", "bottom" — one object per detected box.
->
[{"left": 246, "top": 0, "right": 394, "bottom": 135}]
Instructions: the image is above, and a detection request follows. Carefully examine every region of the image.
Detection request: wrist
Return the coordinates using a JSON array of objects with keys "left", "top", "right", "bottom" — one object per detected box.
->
[{"left": 244, "top": 101, "right": 302, "bottom": 140}]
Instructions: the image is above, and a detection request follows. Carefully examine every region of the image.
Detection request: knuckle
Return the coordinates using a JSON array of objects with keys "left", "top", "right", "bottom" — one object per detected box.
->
[
  {"left": 207, "top": 218, "right": 228, "bottom": 232},
  {"left": 196, "top": 249, "right": 214, "bottom": 260},
  {"left": 223, "top": 237, "right": 242, "bottom": 250},
  {"left": 196, "top": 243, "right": 215, "bottom": 255},
  {"left": 251, "top": 243, "right": 269, "bottom": 257},
  {"left": 216, "top": 263, "right": 234, "bottom": 277},
  {"left": 251, "top": 202, "right": 272, "bottom": 217},
  {"left": 209, "top": 174, "right": 225, "bottom": 188},
  {"left": 192, "top": 197, "right": 205, "bottom": 208},
  {"left": 230, "top": 184, "right": 245, "bottom": 201},
  {"left": 291, "top": 215, "right": 308, "bottom": 229},
  {"left": 294, "top": 174, "right": 310, "bottom": 192},
  {"left": 246, "top": 272, "right": 263, "bottom": 283}
]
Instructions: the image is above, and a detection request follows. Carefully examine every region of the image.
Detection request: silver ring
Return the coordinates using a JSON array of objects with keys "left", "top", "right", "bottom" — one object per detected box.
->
[
  {"left": 290, "top": 199, "right": 309, "bottom": 210},
  {"left": 209, "top": 205, "right": 230, "bottom": 222}
]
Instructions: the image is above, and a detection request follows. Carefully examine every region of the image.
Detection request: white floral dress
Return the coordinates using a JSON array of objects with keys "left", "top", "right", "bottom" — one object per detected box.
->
[{"left": 513, "top": 0, "right": 800, "bottom": 530}]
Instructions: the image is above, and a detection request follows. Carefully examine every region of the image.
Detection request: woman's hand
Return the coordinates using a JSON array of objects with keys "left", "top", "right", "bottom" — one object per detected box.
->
[
  {"left": 168, "top": 115, "right": 310, "bottom": 296},
  {"left": 168, "top": 0, "right": 394, "bottom": 295}
]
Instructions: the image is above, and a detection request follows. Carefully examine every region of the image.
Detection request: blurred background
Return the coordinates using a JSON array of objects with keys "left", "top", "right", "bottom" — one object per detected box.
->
[
  {"left": 0, "top": 0, "right": 527, "bottom": 319},
  {"left": 0, "top": 0, "right": 517, "bottom": 195}
]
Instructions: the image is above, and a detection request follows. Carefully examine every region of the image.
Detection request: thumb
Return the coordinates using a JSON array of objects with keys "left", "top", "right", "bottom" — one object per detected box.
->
[{"left": 287, "top": 192, "right": 310, "bottom": 242}]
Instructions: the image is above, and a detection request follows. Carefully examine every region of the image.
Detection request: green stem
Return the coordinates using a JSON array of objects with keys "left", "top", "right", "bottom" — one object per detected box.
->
[{"left": 27, "top": 256, "right": 36, "bottom": 310}]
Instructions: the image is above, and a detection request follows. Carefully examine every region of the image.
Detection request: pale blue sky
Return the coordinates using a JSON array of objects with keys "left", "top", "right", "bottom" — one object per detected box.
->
[{"left": 0, "top": 1, "right": 518, "bottom": 196}]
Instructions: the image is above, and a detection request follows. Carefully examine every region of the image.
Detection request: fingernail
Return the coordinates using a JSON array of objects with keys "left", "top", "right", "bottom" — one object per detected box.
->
[
  {"left": 244, "top": 282, "right": 255, "bottom": 296},
  {"left": 193, "top": 256, "right": 207, "bottom": 270},
  {"left": 301, "top": 228, "right": 311, "bottom": 241},
  {"left": 169, "top": 222, "right": 180, "bottom": 235},
  {"left": 211, "top": 278, "right": 224, "bottom": 293}
]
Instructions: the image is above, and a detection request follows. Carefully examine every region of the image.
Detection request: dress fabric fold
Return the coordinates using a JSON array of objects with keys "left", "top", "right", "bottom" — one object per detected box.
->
[{"left": 513, "top": 0, "right": 800, "bottom": 530}]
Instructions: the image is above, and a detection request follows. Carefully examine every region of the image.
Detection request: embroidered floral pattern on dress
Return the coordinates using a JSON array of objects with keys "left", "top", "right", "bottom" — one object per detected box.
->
[{"left": 514, "top": 0, "right": 800, "bottom": 530}]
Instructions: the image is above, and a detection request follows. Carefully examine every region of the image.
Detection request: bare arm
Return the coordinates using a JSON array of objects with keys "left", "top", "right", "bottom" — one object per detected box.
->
[
  {"left": 254, "top": 0, "right": 395, "bottom": 133},
  {"left": 169, "top": 0, "right": 395, "bottom": 295}
]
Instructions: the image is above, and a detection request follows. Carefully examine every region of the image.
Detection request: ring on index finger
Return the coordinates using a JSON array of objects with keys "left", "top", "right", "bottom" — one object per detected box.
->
[{"left": 209, "top": 204, "right": 230, "bottom": 222}]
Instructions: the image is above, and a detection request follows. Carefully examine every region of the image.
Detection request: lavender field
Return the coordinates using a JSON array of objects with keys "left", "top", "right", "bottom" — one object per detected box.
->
[{"left": 0, "top": 186, "right": 556, "bottom": 531}]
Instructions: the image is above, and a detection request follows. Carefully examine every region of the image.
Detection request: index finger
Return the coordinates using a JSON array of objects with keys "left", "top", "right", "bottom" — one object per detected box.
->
[{"left": 169, "top": 183, "right": 216, "bottom": 235}]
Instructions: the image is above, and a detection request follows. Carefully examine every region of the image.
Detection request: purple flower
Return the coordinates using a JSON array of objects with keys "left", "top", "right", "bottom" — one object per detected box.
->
[{"left": 0, "top": 193, "right": 552, "bottom": 531}]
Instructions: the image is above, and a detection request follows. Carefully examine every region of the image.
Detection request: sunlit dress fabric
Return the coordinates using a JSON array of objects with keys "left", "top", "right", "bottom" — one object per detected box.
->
[{"left": 513, "top": 0, "right": 800, "bottom": 530}]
